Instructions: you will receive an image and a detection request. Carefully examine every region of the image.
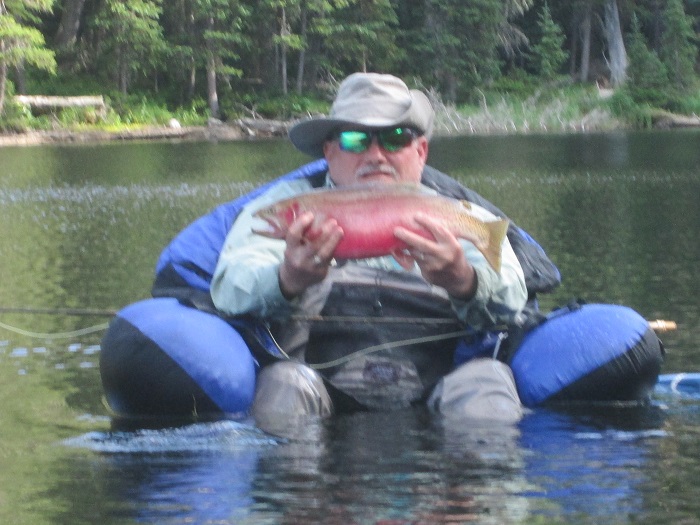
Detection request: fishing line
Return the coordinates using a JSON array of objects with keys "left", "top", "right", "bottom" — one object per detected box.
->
[
  {"left": 308, "top": 329, "right": 470, "bottom": 370},
  {"left": 0, "top": 319, "right": 109, "bottom": 339},
  {"left": 290, "top": 314, "right": 462, "bottom": 324}
]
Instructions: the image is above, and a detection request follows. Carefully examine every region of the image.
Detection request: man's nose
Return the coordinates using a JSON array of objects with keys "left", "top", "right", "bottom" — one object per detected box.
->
[{"left": 363, "top": 137, "right": 388, "bottom": 159}]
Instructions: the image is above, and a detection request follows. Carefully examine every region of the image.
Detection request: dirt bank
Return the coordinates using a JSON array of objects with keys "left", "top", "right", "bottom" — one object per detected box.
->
[{"left": 0, "top": 118, "right": 292, "bottom": 147}]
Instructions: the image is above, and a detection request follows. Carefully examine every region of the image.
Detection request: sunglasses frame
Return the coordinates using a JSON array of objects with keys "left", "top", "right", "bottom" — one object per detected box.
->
[{"left": 333, "top": 127, "right": 420, "bottom": 154}]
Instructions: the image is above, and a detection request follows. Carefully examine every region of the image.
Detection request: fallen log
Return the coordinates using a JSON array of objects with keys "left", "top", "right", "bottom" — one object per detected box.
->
[
  {"left": 652, "top": 110, "right": 700, "bottom": 129},
  {"left": 14, "top": 95, "right": 107, "bottom": 116}
]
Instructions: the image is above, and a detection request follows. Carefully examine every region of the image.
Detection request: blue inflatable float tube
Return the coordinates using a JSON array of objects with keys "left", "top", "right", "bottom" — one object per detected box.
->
[
  {"left": 100, "top": 161, "right": 663, "bottom": 418},
  {"left": 509, "top": 303, "right": 664, "bottom": 407},
  {"left": 100, "top": 299, "right": 666, "bottom": 418},
  {"left": 100, "top": 298, "right": 257, "bottom": 418}
]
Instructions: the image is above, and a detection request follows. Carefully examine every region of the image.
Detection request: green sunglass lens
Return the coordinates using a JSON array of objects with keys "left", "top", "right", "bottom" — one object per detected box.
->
[
  {"left": 378, "top": 128, "right": 413, "bottom": 151},
  {"left": 336, "top": 128, "right": 416, "bottom": 153},
  {"left": 338, "top": 131, "right": 371, "bottom": 152}
]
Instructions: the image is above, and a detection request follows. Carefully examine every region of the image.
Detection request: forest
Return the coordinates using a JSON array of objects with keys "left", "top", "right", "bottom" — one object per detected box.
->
[{"left": 1, "top": 0, "right": 699, "bottom": 132}]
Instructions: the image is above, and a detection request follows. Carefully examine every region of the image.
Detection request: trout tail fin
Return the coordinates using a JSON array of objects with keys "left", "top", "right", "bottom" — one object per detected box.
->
[{"left": 482, "top": 219, "right": 509, "bottom": 273}]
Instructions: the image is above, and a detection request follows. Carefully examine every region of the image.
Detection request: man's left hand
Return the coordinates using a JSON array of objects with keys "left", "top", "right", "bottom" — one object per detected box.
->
[{"left": 393, "top": 213, "right": 477, "bottom": 301}]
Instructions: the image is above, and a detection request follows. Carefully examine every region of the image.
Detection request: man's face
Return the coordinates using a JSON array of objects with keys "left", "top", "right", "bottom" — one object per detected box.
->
[{"left": 323, "top": 127, "right": 429, "bottom": 187}]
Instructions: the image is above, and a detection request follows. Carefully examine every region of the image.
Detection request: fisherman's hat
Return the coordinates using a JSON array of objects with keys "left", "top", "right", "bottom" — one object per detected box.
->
[{"left": 289, "top": 72, "right": 435, "bottom": 158}]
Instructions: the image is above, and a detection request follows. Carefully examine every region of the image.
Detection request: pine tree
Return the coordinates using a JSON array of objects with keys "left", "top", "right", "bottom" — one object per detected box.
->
[
  {"left": 530, "top": 2, "right": 568, "bottom": 80},
  {"left": 320, "top": 0, "right": 399, "bottom": 76},
  {"left": 624, "top": 13, "right": 669, "bottom": 108},
  {"left": 93, "top": 0, "right": 166, "bottom": 95},
  {"left": 422, "top": 0, "right": 503, "bottom": 103},
  {"left": 0, "top": 0, "right": 56, "bottom": 114},
  {"left": 659, "top": 0, "right": 698, "bottom": 96}
]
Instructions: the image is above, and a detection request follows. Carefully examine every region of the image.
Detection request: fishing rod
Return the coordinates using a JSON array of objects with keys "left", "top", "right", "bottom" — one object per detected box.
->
[
  {"left": 0, "top": 306, "right": 463, "bottom": 325},
  {"left": 0, "top": 306, "right": 118, "bottom": 317},
  {"left": 0, "top": 305, "right": 679, "bottom": 331}
]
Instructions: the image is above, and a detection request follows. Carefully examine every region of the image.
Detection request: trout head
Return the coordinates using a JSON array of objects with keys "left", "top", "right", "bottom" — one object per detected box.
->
[{"left": 252, "top": 201, "right": 301, "bottom": 239}]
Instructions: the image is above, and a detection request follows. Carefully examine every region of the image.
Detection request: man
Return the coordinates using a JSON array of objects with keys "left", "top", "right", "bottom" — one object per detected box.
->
[{"left": 210, "top": 73, "right": 528, "bottom": 428}]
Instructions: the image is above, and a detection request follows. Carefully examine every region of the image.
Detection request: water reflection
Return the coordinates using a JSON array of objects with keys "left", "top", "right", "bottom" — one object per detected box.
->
[{"left": 55, "top": 404, "right": 674, "bottom": 524}]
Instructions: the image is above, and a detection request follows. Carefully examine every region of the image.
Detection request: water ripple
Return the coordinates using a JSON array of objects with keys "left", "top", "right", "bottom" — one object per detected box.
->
[{"left": 62, "top": 420, "right": 279, "bottom": 454}]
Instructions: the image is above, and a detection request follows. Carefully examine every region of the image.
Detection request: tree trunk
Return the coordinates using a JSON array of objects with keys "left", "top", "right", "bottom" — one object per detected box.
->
[
  {"left": 295, "top": 6, "right": 307, "bottom": 95},
  {"left": 188, "top": 60, "right": 196, "bottom": 101},
  {"left": 0, "top": 51, "right": 6, "bottom": 115},
  {"left": 119, "top": 62, "right": 128, "bottom": 95},
  {"left": 207, "top": 54, "right": 219, "bottom": 119},
  {"left": 280, "top": 8, "right": 288, "bottom": 95},
  {"left": 54, "top": 0, "right": 87, "bottom": 48},
  {"left": 445, "top": 71, "right": 457, "bottom": 103},
  {"left": 602, "top": 0, "right": 627, "bottom": 87},
  {"left": 186, "top": 4, "right": 196, "bottom": 102},
  {"left": 281, "top": 47, "right": 288, "bottom": 95},
  {"left": 579, "top": 2, "right": 592, "bottom": 82},
  {"left": 14, "top": 61, "right": 26, "bottom": 94},
  {"left": 205, "top": 15, "right": 219, "bottom": 119},
  {"left": 569, "top": 13, "right": 579, "bottom": 77},
  {"left": 0, "top": 6, "right": 5, "bottom": 114},
  {"left": 118, "top": 47, "right": 128, "bottom": 94}
]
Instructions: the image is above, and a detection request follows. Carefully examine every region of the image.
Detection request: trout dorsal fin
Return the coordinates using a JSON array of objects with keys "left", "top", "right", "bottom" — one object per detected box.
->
[{"left": 481, "top": 219, "right": 509, "bottom": 273}]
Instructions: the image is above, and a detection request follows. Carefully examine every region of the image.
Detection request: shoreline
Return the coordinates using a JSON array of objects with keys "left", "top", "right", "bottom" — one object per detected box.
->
[
  {"left": 0, "top": 118, "right": 291, "bottom": 148},
  {"left": 1, "top": 111, "right": 699, "bottom": 148}
]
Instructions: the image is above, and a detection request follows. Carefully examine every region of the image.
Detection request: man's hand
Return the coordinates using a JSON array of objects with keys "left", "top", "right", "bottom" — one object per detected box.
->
[
  {"left": 393, "top": 213, "right": 477, "bottom": 300},
  {"left": 278, "top": 211, "right": 344, "bottom": 299}
]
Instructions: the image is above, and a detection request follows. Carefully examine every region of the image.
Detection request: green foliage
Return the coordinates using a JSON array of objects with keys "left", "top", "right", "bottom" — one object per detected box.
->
[
  {"left": 24, "top": 70, "right": 105, "bottom": 97},
  {"left": 173, "top": 99, "right": 210, "bottom": 126},
  {"left": 0, "top": 0, "right": 57, "bottom": 114},
  {"left": 421, "top": 0, "right": 504, "bottom": 102},
  {"left": 671, "top": 90, "right": 700, "bottom": 115},
  {"left": 106, "top": 93, "right": 179, "bottom": 125},
  {"left": 0, "top": 14, "right": 56, "bottom": 71},
  {"left": 255, "top": 94, "right": 327, "bottom": 119},
  {"left": 0, "top": 81, "right": 30, "bottom": 132},
  {"left": 530, "top": 2, "right": 568, "bottom": 80},
  {"left": 92, "top": 0, "right": 166, "bottom": 93},
  {"left": 489, "top": 70, "right": 540, "bottom": 98},
  {"left": 220, "top": 91, "right": 328, "bottom": 120},
  {"left": 319, "top": 0, "right": 401, "bottom": 73},
  {"left": 623, "top": 14, "right": 671, "bottom": 108},
  {"left": 659, "top": 0, "right": 698, "bottom": 95},
  {"left": 607, "top": 90, "right": 655, "bottom": 129}
]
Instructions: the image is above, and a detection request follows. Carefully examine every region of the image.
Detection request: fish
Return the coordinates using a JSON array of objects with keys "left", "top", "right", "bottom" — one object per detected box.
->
[{"left": 252, "top": 184, "right": 509, "bottom": 272}]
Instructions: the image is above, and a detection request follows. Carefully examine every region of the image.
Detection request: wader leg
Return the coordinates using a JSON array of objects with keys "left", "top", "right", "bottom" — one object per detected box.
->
[
  {"left": 427, "top": 358, "right": 523, "bottom": 424},
  {"left": 251, "top": 361, "right": 333, "bottom": 434}
]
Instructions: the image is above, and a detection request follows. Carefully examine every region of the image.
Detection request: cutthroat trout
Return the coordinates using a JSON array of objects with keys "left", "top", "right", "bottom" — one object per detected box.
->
[{"left": 253, "top": 184, "right": 509, "bottom": 272}]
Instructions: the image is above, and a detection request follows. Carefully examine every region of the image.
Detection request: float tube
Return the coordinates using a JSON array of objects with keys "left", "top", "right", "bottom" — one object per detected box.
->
[
  {"left": 100, "top": 297, "right": 257, "bottom": 417},
  {"left": 507, "top": 303, "right": 664, "bottom": 407},
  {"left": 99, "top": 161, "right": 665, "bottom": 418}
]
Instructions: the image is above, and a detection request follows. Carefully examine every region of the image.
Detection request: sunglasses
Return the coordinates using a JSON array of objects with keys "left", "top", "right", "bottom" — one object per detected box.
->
[{"left": 333, "top": 127, "right": 419, "bottom": 153}]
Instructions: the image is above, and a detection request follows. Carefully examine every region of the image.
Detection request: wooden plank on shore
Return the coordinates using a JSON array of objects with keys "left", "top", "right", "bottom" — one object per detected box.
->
[
  {"left": 15, "top": 95, "right": 107, "bottom": 115},
  {"left": 14, "top": 95, "right": 106, "bottom": 111}
]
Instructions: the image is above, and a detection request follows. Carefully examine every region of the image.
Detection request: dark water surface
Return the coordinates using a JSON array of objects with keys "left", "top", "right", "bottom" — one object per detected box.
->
[{"left": 0, "top": 130, "right": 699, "bottom": 524}]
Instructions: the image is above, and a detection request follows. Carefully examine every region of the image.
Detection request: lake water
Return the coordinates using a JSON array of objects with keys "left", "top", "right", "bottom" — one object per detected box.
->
[{"left": 0, "top": 130, "right": 699, "bottom": 524}]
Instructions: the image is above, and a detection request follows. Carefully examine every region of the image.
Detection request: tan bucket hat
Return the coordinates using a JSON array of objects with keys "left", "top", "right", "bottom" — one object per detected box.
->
[{"left": 289, "top": 72, "right": 435, "bottom": 158}]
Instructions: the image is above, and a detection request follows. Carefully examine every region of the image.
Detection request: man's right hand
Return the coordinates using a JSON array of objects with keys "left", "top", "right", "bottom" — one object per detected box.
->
[{"left": 278, "top": 211, "right": 344, "bottom": 299}]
